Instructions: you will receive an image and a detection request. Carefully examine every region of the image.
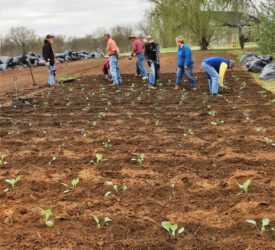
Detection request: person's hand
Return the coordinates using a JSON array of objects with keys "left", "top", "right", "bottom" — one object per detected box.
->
[
  {"left": 46, "top": 62, "right": 50, "bottom": 67},
  {"left": 184, "top": 66, "right": 188, "bottom": 70},
  {"left": 128, "top": 55, "right": 132, "bottom": 60}
]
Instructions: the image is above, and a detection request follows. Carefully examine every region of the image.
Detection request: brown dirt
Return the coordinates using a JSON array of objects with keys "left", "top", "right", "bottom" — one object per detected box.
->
[{"left": 0, "top": 52, "right": 274, "bottom": 249}]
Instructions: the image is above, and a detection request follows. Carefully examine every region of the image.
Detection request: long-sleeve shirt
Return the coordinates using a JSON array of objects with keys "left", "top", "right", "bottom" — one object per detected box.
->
[
  {"left": 202, "top": 57, "right": 231, "bottom": 87},
  {"left": 42, "top": 40, "right": 55, "bottom": 66},
  {"left": 132, "top": 39, "right": 144, "bottom": 54},
  {"left": 177, "top": 44, "right": 194, "bottom": 68},
  {"left": 144, "top": 42, "right": 160, "bottom": 65}
]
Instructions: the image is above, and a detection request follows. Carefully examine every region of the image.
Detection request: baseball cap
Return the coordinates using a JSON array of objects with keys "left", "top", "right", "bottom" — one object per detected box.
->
[{"left": 46, "top": 34, "right": 55, "bottom": 39}]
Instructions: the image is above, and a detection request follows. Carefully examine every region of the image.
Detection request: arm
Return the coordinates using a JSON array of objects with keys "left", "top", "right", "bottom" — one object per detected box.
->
[
  {"left": 219, "top": 62, "right": 228, "bottom": 87},
  {"left": 184, "top": 46, "right": 191, "bottom": 68}
]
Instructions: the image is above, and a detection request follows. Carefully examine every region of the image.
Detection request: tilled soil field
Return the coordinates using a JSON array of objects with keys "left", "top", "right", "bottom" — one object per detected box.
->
[{"left": 0, "top": 69, "right": 274, "bottom": 249}]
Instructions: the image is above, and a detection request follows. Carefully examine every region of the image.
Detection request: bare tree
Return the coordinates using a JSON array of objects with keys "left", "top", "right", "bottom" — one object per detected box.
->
[{"left": 7, "top": 26, "right": 37, "bottom": 54}]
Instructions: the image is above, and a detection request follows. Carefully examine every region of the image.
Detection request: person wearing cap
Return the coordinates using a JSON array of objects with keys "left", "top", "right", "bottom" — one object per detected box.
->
[
  {"left": 129, "top": 35, "right": 147, "bottom": 81},
  {"left": 103, "top": 34, "right": 122, "bottom": 86},
  {"left": 143, "top": 36, "right": 160, "bottom": 89},
  {"left": 201, "top": 57, "right": 235, "bottom": 96},
  {"left": 42, "top": 34, "right": 56, "bottom": 87},
  {"left": 175, "top": 36, "right": 197, "bottom": 91}
]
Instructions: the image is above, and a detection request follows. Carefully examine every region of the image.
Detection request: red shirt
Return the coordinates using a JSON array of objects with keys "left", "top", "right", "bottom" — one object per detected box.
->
[{"left": 132, "top": 39, "right": 144, "bottom": 54}]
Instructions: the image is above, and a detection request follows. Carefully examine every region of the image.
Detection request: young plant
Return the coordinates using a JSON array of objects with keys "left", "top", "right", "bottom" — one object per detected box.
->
[
  {"left": 61, "top": 177, "right": 80, "bottom": 193},
  {"left": 246, "top": 218, "right": 271, "bottom": 235},
  {"left": 4, "top": 176, "right": 21, "bottom": 192},
  {"left": 95, "top": 154, "right": 106, "bottom": 164},
  {"left": 104, "top": 181, "right": 127, "bottom": 197},
  {"left": 103, "top": 140, "right": 112, "bottom": 148},
  {"left": 238, "top": 179, "right": 251, "bottom": 194},
  {"left": 131, "top": 153, "right": 145, "bottom": 166},
  {"left": 161, "top": 221, "right": 185, "bottom": 238},
  {"left": 92, "top": 214, "right": 112, "bottom": 229},
  {"left": 41, "top": 208, "right": 54, "bottom": 227},
  {"left": 0, "top": 155, "right": 7, "bottom": 166},
  {"left": 48, "top": 156, "right": 57, "bottom": 165}
]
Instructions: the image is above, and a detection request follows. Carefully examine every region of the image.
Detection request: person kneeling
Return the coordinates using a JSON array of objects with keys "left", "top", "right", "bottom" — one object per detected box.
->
[
  {"left": 144, "top": 36, "right": 160, "bottom": 90},
  {"left": 201, "top": 57, "right": 235, "bottom": 96}
]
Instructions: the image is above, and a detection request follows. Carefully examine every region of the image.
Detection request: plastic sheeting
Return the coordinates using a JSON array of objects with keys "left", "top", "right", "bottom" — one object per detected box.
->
[
  {"left": 241, "top": 54, "right": 273, "bottom": 74},
  {"left": 260, "top": 63, "right": 275, "bottom": 81}
]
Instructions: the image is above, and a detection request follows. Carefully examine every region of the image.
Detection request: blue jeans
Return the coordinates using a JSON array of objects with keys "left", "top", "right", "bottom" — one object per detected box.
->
[
  {"left": 148, "top": 60, "right": 159, "bottom": 86},
  {"left": 176, "top": 65, "right": 196, "bottom": 88},
  {"left": 201, "top": 62, "right": 219, "bottom": 94},
  {"left": 110, "top": 55, "right": 122, "bottom": 84},
  {"left": 48, "top": 65, "right": 56, "bottom": 86},
  {"left": 136, "top": 52, "right": 147, "bottom": 77}
]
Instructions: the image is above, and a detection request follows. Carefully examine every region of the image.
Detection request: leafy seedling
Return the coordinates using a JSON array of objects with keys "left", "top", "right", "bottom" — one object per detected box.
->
[
  {"left": 131, "top": 153, "right": 145, "bottom": 166},
  {"left": 103, "top": 140, "right": 112, "bottom": 148},
  {"left": 0, "top": 155, "right": 7, "bottom": 166},
  {"left": 246, "top": 218, "right": 271, "bottom": 235},
  {"left": 4, "top": 176, "right": 21, "bottom": 192},
  {"left": 48, "top": 156, "right": 57, "bottom": 165},
  {"left": 161, "top": 221, "right": 185, "bottom": 238},
  {"left": 92, "top": 214, "right": 112, "bottom": 229},
  {"left": 238, "top": 179, "right": 251, "bottom": 194},
  {"left": 41, "top": 208, "right": 54, "bottom": 227},
  {"left": 104, "top": 181, "right": 127, "bottom": 197},
  {"left": 61, "top": 177, "right": 80, "bottom": 193}
]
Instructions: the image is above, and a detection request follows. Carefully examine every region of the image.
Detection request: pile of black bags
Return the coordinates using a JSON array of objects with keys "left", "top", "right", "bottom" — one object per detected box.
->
[
  {"left": 0, "top": 51, "right": 104, "bottom": 72},
  {"left": 240, "top": 53, "right": 275, "bottom": 80}
]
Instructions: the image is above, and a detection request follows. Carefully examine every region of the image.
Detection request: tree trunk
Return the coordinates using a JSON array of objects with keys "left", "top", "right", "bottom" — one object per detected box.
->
[
  {"left": 200, "top": 37, "right": 209, "bottom": 50},
  {"left": 239, "top": 27, "right": 245, "bottom": 50}
]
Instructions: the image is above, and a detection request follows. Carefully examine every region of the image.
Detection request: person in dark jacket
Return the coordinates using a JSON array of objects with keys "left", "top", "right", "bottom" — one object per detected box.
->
[
  {"left": 201, "top": 57, "right": 235, "bottom": 95},
  {"left": 143, "top": 36, "right": 160, "bottom": 89},
  {"left": 43, "top": 34, "right": 56, "bottom": 87},
  {"left": 175, "top": 36, "right": 197, "bottom": 91}
]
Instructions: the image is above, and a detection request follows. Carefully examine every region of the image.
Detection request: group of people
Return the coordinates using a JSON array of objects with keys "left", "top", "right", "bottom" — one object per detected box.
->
[{"left": 42, "top": 33, "right": 235, "bottom": 96}]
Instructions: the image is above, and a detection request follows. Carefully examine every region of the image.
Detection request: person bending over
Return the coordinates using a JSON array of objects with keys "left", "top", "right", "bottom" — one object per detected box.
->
[{"left": 201, "top": 57, "right": 235, "bottom": 96}]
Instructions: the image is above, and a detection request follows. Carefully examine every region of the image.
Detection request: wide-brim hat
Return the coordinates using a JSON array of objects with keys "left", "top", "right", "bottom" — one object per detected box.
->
[
  {"left": 143, "top": 35, "right": 154, "bottom": 43},
  {"left": 129, "top": 34, "right": 138, "bottom": 40}
]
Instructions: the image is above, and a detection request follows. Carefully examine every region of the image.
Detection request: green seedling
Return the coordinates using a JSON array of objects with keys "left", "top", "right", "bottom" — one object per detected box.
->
[
  {"left": 161, "top": 221, "right": 185, "bottom": 238},
  {"left": 48, "top": 156, "right": 57, "bottom": 165},
  {"left": 58, "top": 76, "right": 77, "bottom": 84},
  {"left": 104, "top": 181, "right": 127, "bottom": 197},
  {"left": 264, "top": 137, "right": 273, "bottom": 145},
  {"left": 0, "top": 155, "right": 7, "bottom": 166},
  {"left": 4, "top": 176, "right": 21, "bottom": 192},
  {"left": 61, "top": 177, "right": 80, "bottom": 193},
  {"left": 103, "top": 140, "right": 112, "bottom": 148},
  {"left": 131, "top": 153, "right": 145, "bottom": 166},
  {"left": 170, "top": 184, "right": 176, "bottom": 199},
  {"left": 41, "top": 208, "right": 54, "bottom": 227},
  {"left": 92, "top": 214, "right": 112, "bottom": 229},
  {"left": 208, "top": 111, "right": 216, "bottom": 116},
  {"left": 95, "top": 154, "right": 106, "bottom": 164},
  {"left": 246, "top": 218, "right": 271, "bottom": 235},
  {"left": 238, "top": 179, "right": 251, "bottom": 194},
  {"left": 211, "top": 120, "right": 225, "bottom": 126}
]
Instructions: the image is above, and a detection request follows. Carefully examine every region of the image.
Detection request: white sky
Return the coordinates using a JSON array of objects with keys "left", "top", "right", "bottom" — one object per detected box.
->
[{"left": 0, "top": 0, "right": 149, "bottom": 37}]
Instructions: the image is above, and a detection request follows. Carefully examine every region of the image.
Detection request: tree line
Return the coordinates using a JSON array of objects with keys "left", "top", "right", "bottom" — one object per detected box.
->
[{"left": 0, "top": 0, "right": 274, "bottom": 56}]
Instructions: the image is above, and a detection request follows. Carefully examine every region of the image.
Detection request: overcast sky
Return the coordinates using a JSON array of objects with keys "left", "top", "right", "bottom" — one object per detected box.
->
[{"left": 0, "top": 0, "right": 149, "bottom": 37}]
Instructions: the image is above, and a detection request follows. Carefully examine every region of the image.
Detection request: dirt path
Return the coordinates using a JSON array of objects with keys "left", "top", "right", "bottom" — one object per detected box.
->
[{"left": 0, "top": 64, "right": 274, "bottom": 249}]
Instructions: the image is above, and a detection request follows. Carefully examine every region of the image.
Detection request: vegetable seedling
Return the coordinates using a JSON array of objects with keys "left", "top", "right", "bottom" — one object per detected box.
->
[
  {"left": 161, "top": 221, "right": 185, "bottom": 238},
  {"left": 92, "top": 214, "right": 112, "bottom": 229},
  {"left": 131, "top": 153, "right": 145, "bottom": 166},
  {"left": 41, "top": 208, "right": 54, "bottom": 227},
  {"left": 61, "top": 177, "right": 80, "bottom": 193},
  {"left": 95, "top": 154, "right": 106, "bottom": 164},
  {"left": 238, "top": 179, "right": 251, "bottom": 194},
  {"left": 48, "top": 156, "right": 57, "bottom": 165},
  {"left": 4, "top": 176, "right": 21, "bottom": 192},
  {"left": 0, "top": 155, "right": 7, "bottom": 166},
  {"left": 246, "top": 218, "right": 271, "bottom": 235},
  {"left": 104, "top": 181, "right": 127, "bottom": 197}
]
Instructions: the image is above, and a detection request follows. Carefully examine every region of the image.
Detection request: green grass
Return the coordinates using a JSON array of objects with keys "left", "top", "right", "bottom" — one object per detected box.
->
[{"left": 249, "top": 72, "right": 275, "bottom": 94}]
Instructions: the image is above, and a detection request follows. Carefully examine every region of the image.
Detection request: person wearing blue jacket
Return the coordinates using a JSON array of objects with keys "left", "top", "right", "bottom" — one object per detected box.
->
[
  {"left": 175, "top": 36, "right": 197, "bottom": 91},
  {"left": 201, "top": 57, "right": 235, "bottom": 96}
]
